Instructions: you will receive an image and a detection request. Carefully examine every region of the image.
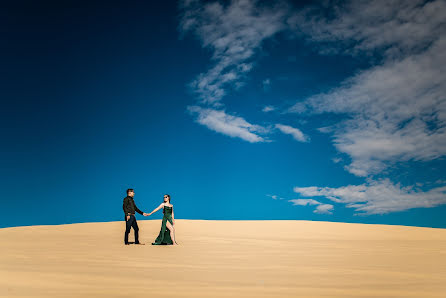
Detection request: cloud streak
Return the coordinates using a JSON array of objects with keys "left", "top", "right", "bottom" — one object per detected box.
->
[
  {"left": 287, "top": 0, "right": 446, "bottom": 215},
  {"left": 187, "top": 106, "right": 268, "bottom": 143},
  {"left": 288, "top": 198, "right": 334, "bottom": 214},
  {"left": 294, "top": 179, "right": 446, "bottom": 215},
  {"left": 287, "top": 0, "right": 446, "bottom": 58},
  {"left": 262, "top": 105, "right": 276, "bottom": 113},
  {"left": 275, "top": 124, "right": 309, "bottom": 142},
  {"left": 180, "top": 0, "right": 446, "bottom": 216},
  {"left": 288, "top": 0, "right": 446, "bottom": 177},
  {"left": 179, "top": 0, "right": 288, "bottom": 106}
]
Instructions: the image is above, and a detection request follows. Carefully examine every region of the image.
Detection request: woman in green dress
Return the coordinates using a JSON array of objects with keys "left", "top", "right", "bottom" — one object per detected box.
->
[{"left": 147, "top": 194, "right": 178, "bottom": 245}]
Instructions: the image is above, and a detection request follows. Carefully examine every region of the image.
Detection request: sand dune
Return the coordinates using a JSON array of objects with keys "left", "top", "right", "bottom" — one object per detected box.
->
[{"left": 1, "top": 219, "right": 445, "bottom": 297}]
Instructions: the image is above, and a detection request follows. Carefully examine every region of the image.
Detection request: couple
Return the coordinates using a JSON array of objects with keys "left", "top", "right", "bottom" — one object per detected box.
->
[{"left": 123, "top": 188, "right": 178, "bottom": 245}]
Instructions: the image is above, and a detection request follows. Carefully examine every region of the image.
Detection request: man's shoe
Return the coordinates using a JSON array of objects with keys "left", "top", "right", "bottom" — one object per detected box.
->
[{"left": 125, "top": 243, "right": 130, "bottom": 245}]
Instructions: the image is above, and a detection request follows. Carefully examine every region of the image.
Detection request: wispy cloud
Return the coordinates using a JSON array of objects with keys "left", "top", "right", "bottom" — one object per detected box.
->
[
  {"left": 266, "top": 194, "right": 286, "bottom": 200},
  {"left": 287, "top": 0, "right": 446, "bottom": 58},
  {"left": 180, "top": 0, "right": 446, "bottom": 216},
  {"left": 288, "top": 198, "right": 334, "bottom": 214},
  {"left": 275, "top": 124, "right": 309, "bottom": 142},
  {"left": 262, "top": 105, "right": 276, "bottom": 113},
  {"left": 286, "top": 0, "right": 446, "bottom": 215},
  {"left": 187, "top": 105, "right": 269, "bottom": 143},
  {"left": 288, "top": 0, "right": 446, "bottom": 177},
  {"left": 294, "top": 179, "right": 446, "bottom": 215},
  {"left": 179, "top": 0, "right": 288, "bottom": 106},
  {"left": 316, "top": 126, "right": 335, "bottom": 134},
  {"left": 289, "top": 198, "right": 321, "bottom": 206},
  {"left": 332, "top": 157, "right": 342, "bottom": 164},
  {"left": 262, "top": 78, "right": 271, "bottom": 92}
]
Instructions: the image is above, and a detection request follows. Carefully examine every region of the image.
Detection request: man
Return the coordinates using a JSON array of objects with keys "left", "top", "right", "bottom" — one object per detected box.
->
[{"left": 123, "top": 188, "right": 148, "bottom": 245}]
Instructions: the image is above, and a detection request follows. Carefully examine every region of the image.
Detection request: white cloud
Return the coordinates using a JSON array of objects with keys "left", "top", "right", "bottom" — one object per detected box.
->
[
  {"left": 287, "top": 0, "right": 446, "bottom": 58},
  {"left": 267, "top": 194, "right": 285, "bottom": 200},
  {"left": 288, "top": 198, "right": 334, "bottom": 214},
  {"left": 179, "top": 0, "right": 288, "bottom": 105},
  {"left": 314, "top": 204, "right": 334, "bottom": 214},
  {"left": 262, "top": 105, "right": 276, "bottom": 113},
  {"left": 289, "top": 198, "right": 321, "bottom": 206},
  {"left": 275, "top": 124, "right": 309, "bottom": 142},
  {"left": 294, "top": 178, "right": 446, "bottom": 215},
  {"left": 181, "top": 0, "right": 446, "bottom": 216},
  {"left": 287, "top": 0, "right": 446, "bottom": 177},
  {"left": 332, "top": 157, "right": 342, "bottom": 164},
  {"left": 262, "top": 78, "right": 271, "bottom": 92},
  {"left": 316, "top": 126, "right": 335, "bottom": 134},
  {"left": 187, "top": 105, "right": 268, "bottom": 143}
]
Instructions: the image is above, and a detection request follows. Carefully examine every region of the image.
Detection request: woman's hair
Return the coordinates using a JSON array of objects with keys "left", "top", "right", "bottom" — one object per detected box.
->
[{"left": 164, "top": 194, "right": 171, "bottom": 203}]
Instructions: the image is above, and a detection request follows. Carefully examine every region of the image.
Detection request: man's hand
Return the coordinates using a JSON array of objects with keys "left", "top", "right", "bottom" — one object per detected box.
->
[
  {"left": 143, "top": 213, "right": 150, "bottom": 216},
  {"left": 126, "top": 215, "right": 130, "bottom": 221}
]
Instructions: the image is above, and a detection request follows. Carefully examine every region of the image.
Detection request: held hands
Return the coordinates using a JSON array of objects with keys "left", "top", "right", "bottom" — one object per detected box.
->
[{"left": 143, "top": 212, "right": 151, "bottom": 217}]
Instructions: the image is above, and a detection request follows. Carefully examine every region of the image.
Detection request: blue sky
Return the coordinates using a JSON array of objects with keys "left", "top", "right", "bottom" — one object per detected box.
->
[{"left": 1, "top": 0, "right": 446, "bottom": 228}]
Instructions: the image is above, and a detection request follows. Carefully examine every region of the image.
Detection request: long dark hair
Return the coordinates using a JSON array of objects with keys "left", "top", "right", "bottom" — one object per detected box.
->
[
  {"left": 163, "top": 194, "right": 171, "bottom": 214},
  {"left": 164, "top": 194, "right": 171, "bottom": 203}
]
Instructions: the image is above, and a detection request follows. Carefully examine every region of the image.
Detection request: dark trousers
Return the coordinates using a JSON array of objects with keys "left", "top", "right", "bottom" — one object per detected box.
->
[{"left": 124, "top": 215, "right": 139, "bottom": 244}]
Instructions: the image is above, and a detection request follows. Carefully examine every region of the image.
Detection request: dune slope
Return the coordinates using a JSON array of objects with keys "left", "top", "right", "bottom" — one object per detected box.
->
[{"left": 1, "top": 219, "right": 445, "bottom": 297}]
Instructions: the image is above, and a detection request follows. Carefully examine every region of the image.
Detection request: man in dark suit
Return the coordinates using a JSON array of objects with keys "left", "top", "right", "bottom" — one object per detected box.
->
[{"left": 123, "top": 188, "right": 148, "bottom": 245}]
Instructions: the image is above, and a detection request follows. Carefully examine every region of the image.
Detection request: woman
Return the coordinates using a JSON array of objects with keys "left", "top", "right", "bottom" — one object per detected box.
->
[{"left": 146, "top": 194, "right": 178, "bottom": 245}]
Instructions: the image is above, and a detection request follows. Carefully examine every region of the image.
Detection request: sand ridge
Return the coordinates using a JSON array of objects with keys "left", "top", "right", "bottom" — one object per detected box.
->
[{"left": 1, "top": 219, "right": 446, "bottom": 297}]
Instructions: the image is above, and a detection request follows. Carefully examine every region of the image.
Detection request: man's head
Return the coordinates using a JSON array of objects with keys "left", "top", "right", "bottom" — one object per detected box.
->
[{"left": 127, "top": 188, "right": 135, "bottom": 197}]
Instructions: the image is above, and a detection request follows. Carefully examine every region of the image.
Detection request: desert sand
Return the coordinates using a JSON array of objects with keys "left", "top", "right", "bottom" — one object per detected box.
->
[{"left": 1, "top": 219, "right": 445, "bottom": 297}]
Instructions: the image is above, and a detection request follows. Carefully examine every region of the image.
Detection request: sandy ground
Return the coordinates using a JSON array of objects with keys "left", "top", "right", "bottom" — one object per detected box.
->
[{"left": 1, "top": 219, "right": 445, "bottom": 298}]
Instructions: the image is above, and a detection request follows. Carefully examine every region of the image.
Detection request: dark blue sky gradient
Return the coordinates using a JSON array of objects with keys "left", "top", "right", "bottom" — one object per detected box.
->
[{"left": 1, "top": 1, "right": 445, "bottom": 229}]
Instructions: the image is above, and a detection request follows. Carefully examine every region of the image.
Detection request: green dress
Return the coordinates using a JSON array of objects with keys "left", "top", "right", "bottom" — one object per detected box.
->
[{"left": 152, "top": 205, "right": 174, "bottom": 245}]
